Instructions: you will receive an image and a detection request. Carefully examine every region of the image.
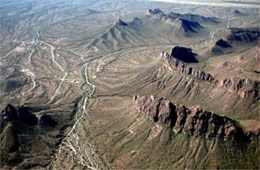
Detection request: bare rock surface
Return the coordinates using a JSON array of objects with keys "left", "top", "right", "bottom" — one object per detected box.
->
[
  {"left": 161, "top": 50, "right": 260, "bottom": 100},
  {"left": 161, "top": 51, "right": 214, "bottom": 81},
  {"left": 133, "top": 95, "right": 255, "bottom": 140}
]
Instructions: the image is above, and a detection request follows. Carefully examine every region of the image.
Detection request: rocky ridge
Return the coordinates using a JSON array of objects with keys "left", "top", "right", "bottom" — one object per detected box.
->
[
  {"left": 0, "top": 104, "right": 59, "bottom": 168},
  {"left": 215, "top": 39, "right": 232, "bottom": 48},
  {"left": 168, "top": 11, "right": 219, "bottom": 24},
  {"left": 217, "top": 77, "right": 259, "bottom": 100},
  {"left": 211, "top": 39, "right": 232, "bottom": 55},
  {"left": 161, "top": 50, "right": 260, "bottom": 100},
  {"left": 161, "top": 51, "right": 214, "bottom": 82},
  {"left": 146, "top": 9, "right": 203, "bottom": 34},
  {"left": 133, "top": 95, "right": 258, "bottom": 140},
  {"left": 227, "top": 27, "right": 260, "bottom": 44}
]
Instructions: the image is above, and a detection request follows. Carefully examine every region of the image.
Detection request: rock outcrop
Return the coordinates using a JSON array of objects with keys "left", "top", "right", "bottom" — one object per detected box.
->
[
  {"left": 146, "top": 9, "right": 203, "bottom": 34},
  {"left": 161, "top": 51, "right": 214, "bottom": 82},
  {"left": 168, "top": 11, "right": 219, "bottom": 24},
  {"left": 227, "top": 28, "right": 260, "bottom": 44},
  {"left": 1, "top": 104, "right": 38, "bottom": 126},
  {"left": 161, "top": 50, "right": 260, "bottom": 100},
  {"left": 162, "top": 16, "right": 202, "bottom": 33},
  {"left": 217, "top": 77, "right": 259, "bottom": 100},
  {"left": 0, "top": 104, "right": 58, "bottom": 168},
  {"left": 133, "top": 95, "right": 251, "bottom": 140}
]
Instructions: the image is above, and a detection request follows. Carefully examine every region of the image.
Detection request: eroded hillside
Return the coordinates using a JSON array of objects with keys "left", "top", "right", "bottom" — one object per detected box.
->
[{"left": 0, "top": 0, "right": 259, "bottom": 169}]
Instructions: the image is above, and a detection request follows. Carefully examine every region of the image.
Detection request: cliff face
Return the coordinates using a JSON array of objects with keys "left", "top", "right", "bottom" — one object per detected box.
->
[
  {"left": 161, "top": 51, "right": 215, "bottom": 82},
  {"left": 161, "top": 50, "right": 260, "bottom": 100},
  {"left": 133, "top": 95, "right": 254, "bottom": 140}
]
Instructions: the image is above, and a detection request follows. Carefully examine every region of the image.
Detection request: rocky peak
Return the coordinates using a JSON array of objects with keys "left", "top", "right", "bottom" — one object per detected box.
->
[
  {"left": 133, "top": 95, "right": 251, "bottom": 140},
  {"left": 168, "top": 11, "right": 219, "bottom": 24},
  {"left": 215, "top": 39, "right": 232, "bottom": 48},
  {"left": 133, "top": 95, "right": 175, "bottom": 126},
  {"left": 146, "top": 8, "right": 164, "bottom": 17},
  {"left": 146, "top": 9, "right": 203, "bottom": 34},
  {"left": 162, "top": 16, "right": 202, "bottom": 33},
  {"left": 116, "top": 19, "right": 128, "bottom": 26}
]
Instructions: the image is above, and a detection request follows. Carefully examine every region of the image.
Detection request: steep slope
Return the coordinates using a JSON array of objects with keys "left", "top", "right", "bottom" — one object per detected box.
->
[
  {"left": 227, "top": 27, "right": 260, "bottom": 44},
  {"left": 133, "top": 95, "right": 257, "bottom": 140},
  {"left": 211, "top": 39, "right": 232, "bottom": 55},
  {"left": 161, "top": 50, "right": 259, "bottom": 100},
  {"left": 205, "top": 27, "right": 260, "bottom": 56},
  {"left": 82, "top": 95, "right": 259, "bottom": 169},
  {"left": 236, "top": 46, "right": 260, "bottom": 72},
  {"left": 146, "top": 8, "right": 203, "bottom": 34},
  {"left": 168, "top": 11, "right": 219, "bottom": 24},
  {"left": 85, "top": 39, "right": 259, "bottom": 170},
  {"left": 87, "top": 9, "right": 207, "bottom": 53},
  {"left": 0, "top": 104, "right": 77, "bottom": 169}
]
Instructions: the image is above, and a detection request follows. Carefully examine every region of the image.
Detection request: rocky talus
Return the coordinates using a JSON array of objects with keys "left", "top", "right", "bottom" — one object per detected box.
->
[
  {"left": 161, "top": 51, "right": 260, "bottom": 100},
  {"left": 133, "top": 95, "right": 258, "bottom": 140}
]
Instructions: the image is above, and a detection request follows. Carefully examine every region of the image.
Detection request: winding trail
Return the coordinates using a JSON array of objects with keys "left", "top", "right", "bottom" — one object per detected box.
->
[
  {"left": 42, "top": 41, "right": 65, "bottom": 72},
  {"left": 46, "top": 28, "right": 226, "bottom": 168},
  {"left": 26, "top": 31, "right": 40, "bottom": 65},
  {"left": 27, "top": 76, "right": 36, "bottom": 92},
  {"left": 25, "top": 49, "right": 35, "bottom": 65},
  {"left": 48, "top": 72, "right": 68, "bottom": 103}
]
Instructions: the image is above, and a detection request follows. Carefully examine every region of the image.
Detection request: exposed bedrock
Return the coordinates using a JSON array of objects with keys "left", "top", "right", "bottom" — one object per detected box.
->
[
  {"left": 161, "top": 51, "right": 214, "bottom": 82},
  {"left": 133, "top": 95, "right": 257, "bottom": 140},
  {"left": 227, "top": 27, "right": 260, "bottom": 44},
  {"left": 216, "top": 77, "right": 259, "bottom": 100},
  {"left": 161, "top": 50, "right": 260, "bottom": 100},
  {"left": 146, "top": 9, "right": 203, "bottom": 34}
]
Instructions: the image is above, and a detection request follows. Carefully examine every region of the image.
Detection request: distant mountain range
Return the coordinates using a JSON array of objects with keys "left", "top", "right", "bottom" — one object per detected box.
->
[{"left": 87, "top": 8, "right": 217, "bottom": 53}]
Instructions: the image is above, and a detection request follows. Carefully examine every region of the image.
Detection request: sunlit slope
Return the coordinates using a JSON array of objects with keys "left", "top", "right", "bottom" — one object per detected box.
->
[
  {"left": 89, "top": 48, "right": 259, "bottom": 121},
  {"left": 84, "top": 96, "right": 259, "bottom": 169},
  {"left": 87, "top": 10, "right": 209, "bottom": 53},
  {"left": 83, "top": 46, "right": 259, "bottom": 169}
]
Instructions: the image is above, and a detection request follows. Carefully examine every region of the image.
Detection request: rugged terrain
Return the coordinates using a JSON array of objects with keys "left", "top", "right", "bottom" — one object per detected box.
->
[{"left": 0, "top": 0, "right": 259, "bottom": 169}]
